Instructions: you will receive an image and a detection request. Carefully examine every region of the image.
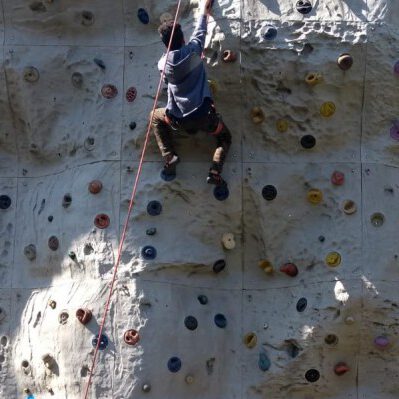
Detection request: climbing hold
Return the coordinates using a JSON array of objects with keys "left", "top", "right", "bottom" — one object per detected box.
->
[
  {"left": 305, "top": 369, "right": 320, "bottom": 382},
  {"left": 394, "top": 61, "right": 399, "bottom": 76},
  {"left": 21, "top": 360, "right": 30, "bottom": 372},
  {"left": 208, "top": 79, "right": 218, "bottom": 96},
  {"left": 251, "top": 107, "right": 265, "bottom": 124},
  {"left": 141, "top": 245, "right": 157, "bottom": 260},
  {"left": 84, "top": 137, "right": 95, "bottom": 151},
  {"left": 167, "top": 357, "right": 182, "bottom": 373},
  {"left": 213, "top": 184, "right": 229, "bottom": 201},
  {"left": 101, "top": 84, "right": 118, "bottom": 99},
  {"left": 30, "top": 1, "right": 46, "bottom": 11},
  {"left": 93, "top": 58, "right": 106, "bottom": 69},
  {"left": 307, "top": 188, "right": 323, "bottom": 204},
  {"left": 280, "top": 263, "right": 298, "bottom": 277},
  {"left": 23, "top": 66, "right": 40, "bottom": 83},
  {"left": 184, "top": 316, "right": 198, "bottom": 331},
  {"left": 262, "top": 185, "right": 277, "bottom": 201},
  {"left": 320, "top": 102, "right": 336, "bottom": 117},
  {"left": 334, "top": 362, "right": 350, "bottom": 376},
  {"left": 296, "top": 298, "right": 307, "bottom": 312},
  {"left": 342, "top": 199, "right": 357, "bottom": 215},
  {"left": 89, "top": 180, "right": 103, "bottom": 194},
  {"left": 325, "top": 251, "right": 341, "bottom": 267},
  {"left": 258, "top": 351, "right": 271, "bottom": 371},
  {"left": 261, "top": 25, "right": 277, "bottom": 40},
  {"left": 62, "top": 193, "right": 72, "bottom": 208},
  {"left": 124, "top": 329, "right": 140, "bottom": 346},
  {"left": 48, "top": 300, "right": 56, "bottom": 309},
  {"left": 142, "top": 383, "right": 151, "bottom": 393},
  {"left": 213, "top": 259, "right": 226, "bottom": 273},
  {"left": 0, "top": 307, "right": 5, "bottom": 323},
  {"left": 243, "top": 332, "right": 257, "bottom": 348},
  {"left": 198, "top": 295, "right": 208, "bottom": 305},
  {"left": 185, "top": 374, "right": 195, "bottom": 384},
  {"left": 126, "top": 87, "right": 137, "bottom": 103},
  {"left": 325, "top": 334, "right": 339, "bottom": 346},
  {"left": 76, "top": 308, "right": 92, "bottom": 325},
  {"left": 345, "top": 316, "right": 355, "bottom": 325},
  {"left": 146, "top": 228, "right": 157, "bottom": 236},
  {"left": 374, "top": 336, "right": 389, "bottom": 349},
  {"left": 276, "top": 119, "right": 288, "bottom": 133},
  {"left": 160, "top": 12, "right": 173, "bottom": 24},
  {"left": 301, "top": 135, "right": 316, "bottom": 149},
  {"left": 147, "top": 200, "right": 162, "bottom": 216},
  {"left": 137, "top": 8, "right": 150, "bottom": 24},
  {"left": 161, "top": 168, "right": 176, "bottom": 182},
  {"left": 48, "top": 236, "right": 59, "bottom": 251},
  {"left": 370, "top": 212, "right": 384, "bottom": 227},
  {"left": 296, "top": 0, "right": 312, "bottom": 14},
  {"left": 24, "top": 244, "right": 37, "bottom": 261},
  {"left": 259, "top": 260, "right": 274, "bottom": 274},
  {"left": 222, "top": 50, "right": 237, "bottom": 63},
  {"left": 58, "top": 311, "right": 69, "bottom": 325},
  {"left": 337, "top": 54, "right": 353, "bottom": 71},
  {"left": 390, "top": 121, "right": 399, "bottom": 141},
  {"left": 42, "top": 353, "right": 55, "bottom": 369},
  {"left": 68, "top": 251, "right": 77, "bottom": 261},
  {"left": 331, "top": 171, "right": 345, "bottom": 185},
  {"left": 71, "top": 72, "right": 83, "bottom": 88},
  {"left": 94, "top": 214, "right": 110, "bottom": 229},
  {"left": 319, "top": 235, "right": 325, "bottom": 242},
  {"left": 305, "top": 72, "right": 323, "bottom": 86},
  {"left": 0, "top": 195, "right": 11, "bottom": 210},
  {"left": 222, "top": 233, "right": 236, "bottom": 250},
  {"left": 129, "top": 122, "right": 137, "bottom": 130},
  {"left": 81, "top": 10, "right": 95, "bottom": 26},
  {"left": 214, "top": 314, "right": 227, "bottom": 328},
  {"left": 92, "top": 334, "right": 108, "bottom": 350},
  {"left": 23, "top": 387, "right": 31, "bottom": 394}
]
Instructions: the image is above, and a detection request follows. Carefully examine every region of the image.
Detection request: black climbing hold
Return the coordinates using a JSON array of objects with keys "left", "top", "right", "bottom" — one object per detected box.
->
[
  {"left": 213, "top": 184, "right": 229, "bottom": 201},
  {"left": 138, "top": 8, "right": 149, "bottom": 24},
  {"left": 213, "top": 259, "right": 226, "bottom": 273},
  {"left": 318, "top": 235, "right": 325, "bottom": 243},
  {"left": 198, "top": 295, "right": 208, "bottom": 305},
  {"left": 92, "top": 334, "right": 108, "bottom": 350},
  {"left": 301, "top": 135, "right": 316, "bottom": 149},
  {"left": 63, "top": 194, "right": 72, "bottom": 208},
  {"left": 184, "top": 316, "right": 198, "bottom": 331},
  {"left": 214, "top": 314, "right": 227, "bottom": 328},
  {"left": 93, "top": 58, "right": 106, "bottom": 70},
  {"left": 141, "top": 246, "right": 157, "bottom": 260},
  {"left": 147, "top": 201, "right": 162, "bottom": 216},
  {"left": 305, "top": 369, "right": 320, "bottom": 383},
  {"left": 296, "top": 0, "right": 313, "bottom": 14},
  {"left": 0, "top": 195, "right": 11, "bottom": 210},
  {"left": 161, "top": 169, "right": 176, "bottom": 182},
  {"left": 146, "top": 228, "right": 157, "bottom": 236},
  {"left": 262, "top": 25, "right": 277, "bottom": 40},
  {"left": 129, "top": 122, "right": 137, "bottom": 130},
  {"left": 167, "top": 357, "right": 182, "bottom": 373},
  {"left": 296, "top": 298, "right": 307, "bottom": 312},
  {"left": 48, "top": 215, "right": 53, "bottom": 222},
  {"left": 262, "top": 185, "right": 277, "bottom": 201}
]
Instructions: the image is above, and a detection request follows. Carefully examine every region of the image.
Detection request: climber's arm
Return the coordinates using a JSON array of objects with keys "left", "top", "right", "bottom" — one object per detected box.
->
[{"left": 188, "top": 0, "right": 213, "bottom": 55}]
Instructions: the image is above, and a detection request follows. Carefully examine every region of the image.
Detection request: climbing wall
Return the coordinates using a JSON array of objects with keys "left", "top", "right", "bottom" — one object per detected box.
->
[{"left": 1, "top": 0, "right": 399, "bottom": 398}]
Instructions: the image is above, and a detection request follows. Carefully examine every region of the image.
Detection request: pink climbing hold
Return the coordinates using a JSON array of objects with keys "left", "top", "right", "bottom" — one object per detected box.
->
[
  {"left": 331, "top": 171, "right": 345, "bottom": 186},
  {"left": 126, "top": 87, "right": 137, "bottom": 103},
  {"left": 374, "top": 336, "right": 389, "bottom": 349},
  {"left": 280, "top": 263, "right": 298, "bottom": 277},
  {"left": 101, "top": 84, "right": 118, "bottom": 99},
  {"left": 334, "top": 362, "right": 350, "bottom": 376}
]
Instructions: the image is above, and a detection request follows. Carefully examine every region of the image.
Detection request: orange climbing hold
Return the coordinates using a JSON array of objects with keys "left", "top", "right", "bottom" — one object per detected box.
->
[
  {"left": 259, "top": 260, "right": 274, "bottom": 274},
  {"left": 94, "top": 214, "right": 110, "bottom": 229},
  {"left": 124, "top": 329, "right": 140, "bottom": 346},
  {"left": 307, "top": 189, "right": 323, "bottom": 204},
  {"left": 76, "top": 308, "right": 92, "bottom": 325},
  {"left": 89, "top": 180, "right": 103, "bottom": 194}
]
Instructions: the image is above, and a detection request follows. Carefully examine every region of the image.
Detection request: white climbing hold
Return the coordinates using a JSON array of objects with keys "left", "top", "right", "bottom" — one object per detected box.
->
[{"left": 222, "top": 233, "right": 236, "bottom": 250}]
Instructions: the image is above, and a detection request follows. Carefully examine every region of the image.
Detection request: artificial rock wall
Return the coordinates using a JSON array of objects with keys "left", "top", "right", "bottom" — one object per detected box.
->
[{"left": 0, "top": 0, "right": 399, "bottom": 398}]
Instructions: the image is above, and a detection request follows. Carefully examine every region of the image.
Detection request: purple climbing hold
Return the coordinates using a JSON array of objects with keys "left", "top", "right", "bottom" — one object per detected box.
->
[
  {"left": 394, "top": 61, "right": 399, "bottom": 76},
  {"left": 390, "top": 121, "right": 399, "bottom": 141},
  {"left": 374, "top": 336, "right": 389, "bottom": 349}
]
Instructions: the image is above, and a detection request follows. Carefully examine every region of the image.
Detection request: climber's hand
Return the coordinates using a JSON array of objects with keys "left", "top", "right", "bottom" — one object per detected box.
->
[{"left": 200, "top": 0, "right": 213, "bottom": 14}]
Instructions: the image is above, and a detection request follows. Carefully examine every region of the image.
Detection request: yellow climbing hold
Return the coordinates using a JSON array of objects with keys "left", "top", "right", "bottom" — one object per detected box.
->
[
  {"left": 258, "top": 260, "right": 274, "bottom": 274},
  {"left": 320, "top": 101, "right": 336, "bottom": 117},
  {"left": 276, "top": 119, "right": 289, "bottom": 133},
  {"left": 208, "top": 79, "right": 218, "bottom": 97},
  {"left": 307, "top": 189, "right": 323, "bottom": 204},
  {"left": 243, "top": 332, "right": 257, "bottom": 348},
  {"left": 305, "top": 72, "right": 323, "bottom": 86},
  {"left": 251, "top": 107, "right": 265, "bottom": 124},
  {"left": 326, "top": 252, "right": 341, "bottom": 267}
]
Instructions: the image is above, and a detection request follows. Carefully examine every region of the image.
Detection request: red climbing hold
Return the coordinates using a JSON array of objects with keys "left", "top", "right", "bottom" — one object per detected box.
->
[
  {"left": 48, "top": 236, "right": 59, "bottom": 251},
  {"left": 101, "top": 84, "right": 118, "bottom": 99},
  {"left": 126, "top": 87, "right": 137, "bottom": 103},
  {"left": 331, "top": 171, "right": 345, "bottom": 186},
  {"left": 76, "top": 308, "right": 92, "bottom": 325},
  {"left": 222, "top": 50, "right": 237, "bottom": 63},
  {"left": 334, "top": 362, "right": 350, "bottom": 376},
  {"left": 280, "top": 263, "right": 298, "bottom": 277},
  {"left": 89, "top": 180, "right": 103, "bottom": 194},
  {"left": 124, "top": 329, "right": 140, "bottom": 346},
  {"left": 94, "top": 214, "right": 110, "bottom": 229}
]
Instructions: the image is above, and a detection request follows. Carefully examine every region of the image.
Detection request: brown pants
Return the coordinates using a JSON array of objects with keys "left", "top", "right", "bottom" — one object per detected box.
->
[{"left": 151, "top": 107, "right": 232, "bottom": 174}]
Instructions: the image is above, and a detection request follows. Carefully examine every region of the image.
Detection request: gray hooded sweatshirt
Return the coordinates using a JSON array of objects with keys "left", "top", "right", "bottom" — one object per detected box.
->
[{"left": 158, "top": 14, "right": 212, "bottom": 119}]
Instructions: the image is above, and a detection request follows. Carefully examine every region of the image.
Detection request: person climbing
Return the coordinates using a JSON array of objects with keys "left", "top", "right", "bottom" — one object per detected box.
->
[{"left": 151, "top": 0, "right": 232, "bottom": 186}]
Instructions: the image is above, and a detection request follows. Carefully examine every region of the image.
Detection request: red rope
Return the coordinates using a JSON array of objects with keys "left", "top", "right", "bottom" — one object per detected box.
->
[{"left": 82, "top": 2, "right": 183, "bottom": 397}]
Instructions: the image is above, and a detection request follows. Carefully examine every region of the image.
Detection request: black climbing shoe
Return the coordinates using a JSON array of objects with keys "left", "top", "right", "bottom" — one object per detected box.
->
[
  {"left": 207, "top": 171, "right": 226, "bottom": 186},
  {"left": 162, "top": 154, "right": 180, "bottom": 177}
]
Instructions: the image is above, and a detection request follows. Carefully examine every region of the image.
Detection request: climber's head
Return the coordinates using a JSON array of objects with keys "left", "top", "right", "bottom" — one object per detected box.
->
[{"left": 158, "top": 21, "right": 185, "bottom": 50}]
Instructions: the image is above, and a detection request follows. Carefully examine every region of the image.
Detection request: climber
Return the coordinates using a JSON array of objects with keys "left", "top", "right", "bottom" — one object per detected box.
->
[{"left": 151, "top": 0, "right": 232, "bottom": 186}]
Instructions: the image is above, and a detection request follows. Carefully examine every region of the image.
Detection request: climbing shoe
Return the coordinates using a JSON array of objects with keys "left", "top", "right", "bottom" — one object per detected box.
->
[
  {"left": 162, "top": 154, "right": 180, "bottom": 177},
  {"left": 207, "top": 171, "right": 226, "bottom": 186}
]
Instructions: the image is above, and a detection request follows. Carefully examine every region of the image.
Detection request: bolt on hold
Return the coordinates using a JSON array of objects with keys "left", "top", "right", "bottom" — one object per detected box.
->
[
  {"left": 250, "top": 107, "right": 264, "bottom": 124},
  {"left": 76, "top": 308, "right": 92, "bottom": 325},
  {"left": 222, "top": 50, "right": 237, "bottom": 63}
]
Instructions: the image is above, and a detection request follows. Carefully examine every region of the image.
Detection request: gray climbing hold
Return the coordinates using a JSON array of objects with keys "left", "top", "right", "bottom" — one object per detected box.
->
[
  {"left": 142, "top": 383, "right": 151, "bottom": 393},
  {"left": 24, "top": 244, "right": 37, "bottom": 261},
  {"left": 258, "top": 351, "right": 271, "bottom": 371},
  {"left": 71, "top": 72, "right": 83, "bottom": 88},
  {"left": 23, "top": 66, "right": 40, "bottom": 83}
]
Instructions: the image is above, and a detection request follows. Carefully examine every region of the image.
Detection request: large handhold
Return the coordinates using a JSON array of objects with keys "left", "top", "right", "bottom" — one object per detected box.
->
[
  {"left": 337, "top": 53, "right": 353, "bottom": 71},
  {"left": 76, "top": 308, "right": 92, "bottom": 325},
  {"left": 296, "top": 0, "right": 312, "bottom": 14}
]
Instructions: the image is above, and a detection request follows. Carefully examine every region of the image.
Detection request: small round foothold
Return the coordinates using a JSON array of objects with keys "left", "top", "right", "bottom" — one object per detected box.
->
[
  {"left": 222, "top": 233, "right": 236, "bottom": 250},
  {"left": 23, "top": 388, "right": 31, "bottom": 394},
  {"left": 167, "top": 357, "right": 182, "bottom": 373},
  {"left": 213, "top": 184, "right": 229, "bottom": 201},
  {"left": 296, "top": 297, "right": 307, "bottom": 312},
  {"left": 307, "top": 188, "right": 323, "bottom": 204},
  {"left": 147, "top": 200, "right": 162, "bottom": 216},
  {"left": 198, "top": 295, "right": 208, "bottom": 305},
  {"left": 48, "top": 236, "right": 59, "bottom": 251},
  {"left": 160, "top": 169, "right": 176, "bottom": 182},
  {"left": 92, "top": 334, "right": 108, "bottom": 350},
  {"left": 394, "top": 61, "right": 399, "bottom": 76},
  {"left": 185, "top": 374, "right": 194, "bottom": 384},
  {"left": 126, "top": 87, "right": 137, "bottom": 103},
  {"left": 48, "top": 215, "right": 54, "bottom": 222},
  {"left": 101, "top": 84, "right": 118, "bottom": 99},
  {"left": 331, "top": 171, "right": 345, "bottom": 185},
  {"left": 94, "top": 214, "right": 110, "bottom": 229},
  {"left": 320, "top": 102, "right": 336, "bottom": 117},
  {"left": 214, "top": 313, "right": 227, "bottom": 328},
  {"left": 305, "top": 369, "right": 320, "bottom": 382},
  {"left": 124, "top": 329, "right": 140, "bottom": 346},
  {"left": 259, "top": 260, "right": 274, "bottom": 274},
  {"left": 325, "top": 334, "right": 339, "bottom": 346},
  {"left": 262, "top": 185, "right": 277, "bottom": 201},
  {"left": 222, "top": 50, "right": 237, "bottom": 63},
  {"left": 258, "top": 352, "right": 271, "bottom": 371},
  {"left": 71, "top": 72, "right": 83, "bottom": 88},
  {"left": 24, "top": 244, "right": 37, "bottom": 261},
  {"left": 344, "top": 316, "right": 355, "bottom": 325},
  {"left": 129, "top": 122, "right": 137, "bottom": 130},
  {"left": 89, "top": 180, "right": 103, "bottom": 194},
  {"left": 84, "top": 137, "right": 95, "bottom": 151},
  {"left": 184, "top": 316, "right": 198, "bottom": 331},
  {"left": 325, "top": 251, "right": 341, "bottom": 267},
  {"left": 374, "top": 336, "right": 389, "bottom": 349},
  {"left": 58, "top": 311, "right": 69, "bottom": 325},
  {"left": 390, "top": 121, "right": 399, "bottom": 141},
  {"left": 244, "top": 332, "right": 257, "bottom": 348},
  {"left": 334, "top": 362, "right": 350, "bottom": 376},
  {"left": 337, "top": 53, "right": 353, "bottom": 71},
  {"left": 305, "top": 72, "right": 323, "bottom": 85},
  {"left": 81, "top": 10, "right": 95, "bottom": 26},
  {"left": 23, "top": 66, "right": 40, "bottom": 83},
  {"left": 138, "top": 8, "right": 150, "bottom": 24},
  {"left": 301, "top": 135, "right": 316, "bottom": 149},
  {"left": 0, "top": 195, "right": 11, "bottom": 210},
  {"left": 213, "top": 259, "right": 226, "bottom": 273},
  {"left": 142, "top": 383, "right": 151, "bottom": 393},
  {"left": 342, "top": 199, "right": 357, "bottom": 215},
  {"left": 319, "top": 235, "right": 325, "bottom": 243},
  {"left": 276, "top": 119, "right": 288, "bottom": 133},
  {"left": 146, "top": 227, "right": 157, "bottom": 236},
  {"left": 280, "top": 263, "right": 298, "bottom": 277},
  {"left": 141, "top": 245, "right": 157, "bottom": 260},
  {"left": 76, "top": 308, "right": 92, "bottom": 325},
  {"left": 62, "top": 193, "right": 72, "bottom": 208},
  {"left": 251, "top": 107, "right": 264, "bottom": 124},
  {"left": 370, "top": 212, "right": 384, "bottom": 227},
  {"left": 296, "top": 0, "right": 313, "bottom": 14},
  {"left": 48, "top": 300, "right": 56, "bottom": 309},
  {"left": 261, "top": 25, "right": 277, "bottom": 40}
]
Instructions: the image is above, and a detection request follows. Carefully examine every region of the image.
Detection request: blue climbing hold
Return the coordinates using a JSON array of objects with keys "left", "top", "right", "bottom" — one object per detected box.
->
[
  {"left": 147, "top": 200, "right": 162, "bottom": 216},
  {"left": 161, "top": 169, "right": 176, "bottom": 182},
  {"left": 296, "top": 297, "right": 307, "bottom": 312},
  {"left": 0, "top": 195, "right": 11, "bottom": 210},
  {"left": 92, "top": 334, "right": 108, "bottom": 350},
  {"left": 258, "top": 351, "right": 271, "bottom": 371},
  {"left": 214, "top": 313, "right": 227, "bottom": 328},
  {"left": 184, "top": 316, "right": 198, "bottom": 331},
  {"left": 213, "top": 259, "right": 226, "bottom": 273},
  {"left": 213, "top": 184, "right": 229, "bottom": 201},
  {"left": 167, "top": 357, "right": 182, "bottom": 373},
  {"left": 198, "top": 295, "right": 208, "bottom": 305},
  {"left": 138, "top": 8, "right": 149, "bottom": 24},
  {"left": 262, "top": 25, "right": 277, "bottom": 40},
  {"left": 141, "top": 246, "right": 157, "bottom": 260},
  {"left": 27, "top": 395, "right": 35, "bottom": 399}
]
